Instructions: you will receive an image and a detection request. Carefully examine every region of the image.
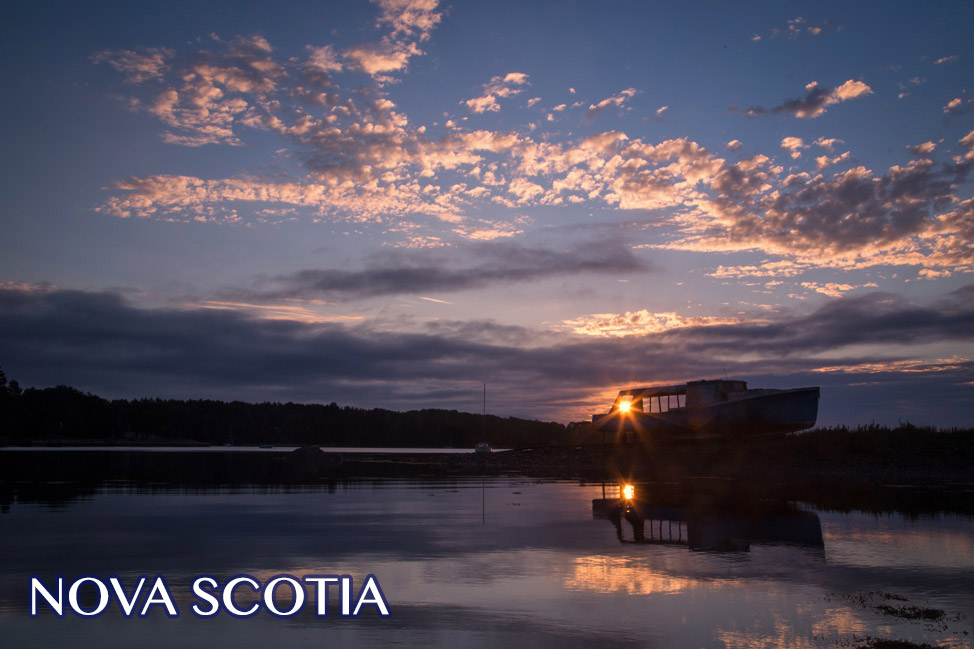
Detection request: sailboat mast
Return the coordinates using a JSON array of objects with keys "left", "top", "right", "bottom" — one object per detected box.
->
[{"left": 482, "top": 383, "right": 486, "bottom": 440}]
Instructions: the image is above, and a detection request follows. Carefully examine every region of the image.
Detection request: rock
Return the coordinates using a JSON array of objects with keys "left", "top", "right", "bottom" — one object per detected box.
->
[{"left": 286, "top": 446, "right": 343, "bottom": 478}]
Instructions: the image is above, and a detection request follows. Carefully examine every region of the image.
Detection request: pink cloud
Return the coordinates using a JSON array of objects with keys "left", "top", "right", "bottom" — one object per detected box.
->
[
  {"left": 91, "top": 47, "right": 174, "bottom": 83},
  {"left": 585, "top": 88, "right": 638, "bottom": 119},
  {"left": 463, "top": 73, "right": 531, "bottom": 113},
  {"left": 94, "top": 25, "right": 974, "bottom": 280},
  {"left": 742, "top": 79, "right": 873, "bottom": 119},
  {"left": 780, "top": 136, "right": 805, "bottom": 159}
]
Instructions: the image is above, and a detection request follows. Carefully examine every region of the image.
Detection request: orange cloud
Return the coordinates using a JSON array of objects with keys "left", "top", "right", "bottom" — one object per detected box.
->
[{"left": 559, "top": 310, "right": 750, "bottom": 337}]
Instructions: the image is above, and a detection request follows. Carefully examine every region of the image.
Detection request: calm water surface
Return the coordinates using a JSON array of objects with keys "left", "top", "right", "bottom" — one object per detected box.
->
[
  {"left": 1, "top": 477, "right": 972, "bottom": 648},
  {"left": 1, "top": 445, "right": 487, "bottom": 453}
]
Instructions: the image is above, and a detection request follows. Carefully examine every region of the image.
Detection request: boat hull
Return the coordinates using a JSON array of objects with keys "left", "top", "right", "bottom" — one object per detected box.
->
[{"left": 594, "top": 387, "right": 819, "bottom": 438}]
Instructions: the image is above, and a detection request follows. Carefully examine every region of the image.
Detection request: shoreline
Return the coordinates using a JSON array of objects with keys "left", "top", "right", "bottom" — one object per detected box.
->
[
  {"left": 3, "top": 432, "right": 973, "bottom": 484},
  {"left": 3, "top": 439, "right": 973, "bottom": 517}
]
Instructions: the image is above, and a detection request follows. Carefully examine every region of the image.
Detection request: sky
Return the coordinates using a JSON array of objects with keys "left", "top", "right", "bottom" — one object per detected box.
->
[{"left": 1, "top": 0, "right": 973, "bottom": 426}]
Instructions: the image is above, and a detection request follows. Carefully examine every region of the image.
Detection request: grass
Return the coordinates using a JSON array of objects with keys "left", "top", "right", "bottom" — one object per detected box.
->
[
  {"left": 853, "top": 639, "right": 937, "bottom": 649},
  {"left": 874, "top": 605, "right": 946, "bottom": 622}
]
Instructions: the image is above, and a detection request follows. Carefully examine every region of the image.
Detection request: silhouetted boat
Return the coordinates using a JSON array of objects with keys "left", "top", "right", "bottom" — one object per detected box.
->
[{"left": 592, "top": 379, "right": 819, "bottom": 438}]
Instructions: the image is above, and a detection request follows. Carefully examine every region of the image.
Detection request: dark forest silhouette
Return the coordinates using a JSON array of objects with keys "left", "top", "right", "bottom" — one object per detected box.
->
[
  {"left": 3, "top": 366, "right": 971, "bottom": 453},
  {"left": 0, "top": 367, "right": 584, "bottom": 447}
]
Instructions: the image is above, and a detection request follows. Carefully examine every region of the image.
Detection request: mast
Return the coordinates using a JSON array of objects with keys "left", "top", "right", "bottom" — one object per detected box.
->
[{"left": 482, "top": 383, "right": 486, "bottom": 440}]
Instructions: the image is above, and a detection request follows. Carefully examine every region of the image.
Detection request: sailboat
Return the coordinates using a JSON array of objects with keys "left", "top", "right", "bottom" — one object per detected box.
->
[{"left": 474, "top": 384, "right": 492, "bottom": 453}]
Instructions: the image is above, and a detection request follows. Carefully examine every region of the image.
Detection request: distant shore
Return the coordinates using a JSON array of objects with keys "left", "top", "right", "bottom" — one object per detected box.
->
[
  {"left": 354, "top": 433, "right": 974, "bottom": 486},
  {"left": 4, "top": 424, "right": 972, "bottom": 487},
  {"left": 4, "top": 437, "right": 973, "bottom": 518}
]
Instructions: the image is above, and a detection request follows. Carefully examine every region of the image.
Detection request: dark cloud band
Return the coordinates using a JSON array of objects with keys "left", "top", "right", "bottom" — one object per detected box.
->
[{"left": 2, "top": 286, "right": 972, "bottom": 422}]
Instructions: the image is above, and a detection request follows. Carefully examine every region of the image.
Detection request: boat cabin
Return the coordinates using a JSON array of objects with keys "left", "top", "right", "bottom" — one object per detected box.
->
[{"left": 610, "top": 380, "right": 749, "bottom": 414}]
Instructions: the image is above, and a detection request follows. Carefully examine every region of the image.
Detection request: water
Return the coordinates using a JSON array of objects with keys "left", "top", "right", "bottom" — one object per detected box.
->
[
  {"left": 0, "top": 445, "right": 486, "bottom": 454},
  {"left": 1, "top": 473, "right": 972, "bottom": 647}
]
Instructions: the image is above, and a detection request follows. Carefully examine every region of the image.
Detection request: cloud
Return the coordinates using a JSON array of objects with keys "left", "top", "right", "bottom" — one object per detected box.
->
[
  {"left": 373, "top": 0, "right": 442, "bottom": 40},
  {"left": 814, "top": 150, "right": 850, "bottom": 170},
  {"left": 0, "top": 281, "right": 56, "bottom": 293},
  {"left": 246, "top": 241, "right": 651, "bottom": 300},
  {"left": 451, "top": 219, "right": 524, "bottom": 241},
  {"left": 830, "top": 80, "right": 872, "bottom": 101},
  {"left": 934, "top": 55, "right": 958, "bottom": 65},
  {"left": 896, "top": 76, "right": 925, "bottom": 99},
  {"left": 908, "top": 141, "right": 937, "bottom": 156},
  {"left": 649, "top": 129, "right": 974, "bottom": 275},
  {"left": 188, "top": 299, "right": 361, "bottom": 323},
  {"left": 92, "top": 47, "right": 174, "bottom": 83},
  {"left": 99, "top": 35, "right": 289, "bottom": 147},
  {"left": 782, "top": 16, "right": 807, "bottom": 37},
  {"left": 740, "top": 80, "right": 872, "bottom": 119},
  {"left": 585, "top": 88, "right": 638, "bottom": 119},
  {"left": 93, "top": 25, "right": 973, "bottom": 280},
  {"left": 341, "top": 0, "right": 442, "bottom": 79},
  {"left": 559, "top": 310, "right": 748, "bottom": 337},
  {"left": 343, "top": 39, "right": 423, "bottom": 76},
  {"left": 96, "top": 173, "right": 468, "bottom": 223},
  {"left": 799, "top": 281, "right": 876, "bottom": 298},
  {"left": 814, "top": 137, "right": 844, "bottom": 151},
  {"left": 780, "top": 136, "right": 805, "bottom": 159},
  {"left": 811, "top": 356, "right": 970, "bottom": 375},
  {"left": 944, "top": 96, "right": 973, "bottom": 115},
  {"left": 94, "top": 79, "right": 974, "bottom": 278},
  {"left": 463, "top": 72, "right": 531, "bottom": 113},
  {"left": 304, "top": 45, "right": 343, "bottom": 75},
  {"left": 811, "top": 138, "right": 850, "bottom": 168},
  {"left": 97, "top": 4, "right": 442, "bottom": 151},
  {"left": 760, "top": 17, "right": 833, "bottom": 41},
  {"left": 3, "top": 285, "right": 973, "bottom": 422},
  {"left": 708, "top": 260, "right": 809, "bottom": 279},
  {"left": 96, "top": 121, "right": 974, "bottom": 278}
]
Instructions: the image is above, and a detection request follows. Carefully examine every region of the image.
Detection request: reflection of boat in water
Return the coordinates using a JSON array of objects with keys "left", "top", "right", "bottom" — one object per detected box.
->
[
  {"left": 592, "top": 485, "right": 824, "bottom": 552},
  {"left": 592, "top": 379, "right": 819, "bottom": 439}
]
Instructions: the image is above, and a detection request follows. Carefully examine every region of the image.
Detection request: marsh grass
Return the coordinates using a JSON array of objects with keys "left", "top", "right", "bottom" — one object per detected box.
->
[
  {"left": 852, "top": 639, "right": 936, "bottom": 649},
  {"left": 874, "top": 605, "right": 946, "bottom": 622}
]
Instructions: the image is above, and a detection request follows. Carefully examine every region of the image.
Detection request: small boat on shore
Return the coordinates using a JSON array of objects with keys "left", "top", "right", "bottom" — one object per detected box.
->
[
  {"left": 592, "top": 379, "right": 819, "bottom": 439},
  {"left": 474, "top": 442, "right": 492, "bottom": 454}
]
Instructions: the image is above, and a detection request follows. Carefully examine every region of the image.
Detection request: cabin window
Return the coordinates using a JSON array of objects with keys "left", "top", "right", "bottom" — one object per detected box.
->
[{"left": 647, "top": 394, "right": 685, "bottom": 413}]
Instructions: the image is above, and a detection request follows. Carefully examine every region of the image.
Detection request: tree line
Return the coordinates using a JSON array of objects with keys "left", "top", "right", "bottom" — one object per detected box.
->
[{"left": 0, "top": 368, "right": 590, "bottom": 447}]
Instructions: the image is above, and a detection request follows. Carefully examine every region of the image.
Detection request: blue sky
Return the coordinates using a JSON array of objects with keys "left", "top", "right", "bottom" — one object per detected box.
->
[{"left": 1, "top": 0, "right": 973, "bottom": 426}]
